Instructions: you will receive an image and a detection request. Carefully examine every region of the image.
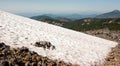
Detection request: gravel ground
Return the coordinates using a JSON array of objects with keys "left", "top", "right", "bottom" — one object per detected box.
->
[
  {"left": 84, "top": 29, "right": 120, "bottom": 66},
  {"left": 0, "top": 42, "right": 76, "bottom": 66}
]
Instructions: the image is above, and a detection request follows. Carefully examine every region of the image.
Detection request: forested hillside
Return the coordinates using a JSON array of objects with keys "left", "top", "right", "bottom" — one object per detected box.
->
[{"left": 63, "top": 18, "right": 120, "bottom": 31}]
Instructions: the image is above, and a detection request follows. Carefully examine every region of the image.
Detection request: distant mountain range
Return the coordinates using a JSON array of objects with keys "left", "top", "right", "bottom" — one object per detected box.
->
[
  {"left": 30, "top": 10, "right": 120, "bottom": 20},
  {"left": 31, "top": 15, "right": 71, "bottom": 26},
  {"left": 96, "top": 10, "right": 120, "bottom": 18},
  {"left": 30, "top": 14, "right": 97, "bottom": 26},
  {"left": 36, "top": 14, "right": 96, "bottom": 20},
  {"left": 31, "top": 10, "right": 120, "bottom": 28}
]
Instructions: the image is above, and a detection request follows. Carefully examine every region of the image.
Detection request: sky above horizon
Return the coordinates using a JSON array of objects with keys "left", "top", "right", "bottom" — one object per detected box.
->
[{"left": 0, "top": 0, "right": 120, "bottom": 14}]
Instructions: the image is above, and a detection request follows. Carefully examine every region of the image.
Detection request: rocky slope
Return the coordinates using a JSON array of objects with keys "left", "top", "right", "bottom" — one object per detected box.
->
[
  {"left": 0, "top": 43, "right": 75, "bottom": 66},
  {"left": 85, "top": 29, "right": 120, "bottom": 66},
  {"left": 0, "top": 29, "right": 119, "bottom": 66}
]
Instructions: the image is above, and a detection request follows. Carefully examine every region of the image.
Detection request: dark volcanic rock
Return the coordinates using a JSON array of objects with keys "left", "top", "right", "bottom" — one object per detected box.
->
[
  {"left": 34, "top": 41, "right": 56, "bottom": 50},
  {"left": 1, "top": 61, "right": 9, "bottom": 66},
  {"left": 0, "top": 43, "right": 10, "bottom": 50}
]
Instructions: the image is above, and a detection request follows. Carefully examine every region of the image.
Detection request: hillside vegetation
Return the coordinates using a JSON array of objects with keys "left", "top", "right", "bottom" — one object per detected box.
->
[
  {"left": 31, "top": 16, "right": 120, "bottom": 31},
  {"left": 63, "top": 18, "right": 120, "bottom": 31}
]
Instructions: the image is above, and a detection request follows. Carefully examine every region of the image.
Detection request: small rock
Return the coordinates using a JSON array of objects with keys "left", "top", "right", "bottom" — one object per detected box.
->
[{"left": 1, "top": 61, "right": 9, "bottom": 66}]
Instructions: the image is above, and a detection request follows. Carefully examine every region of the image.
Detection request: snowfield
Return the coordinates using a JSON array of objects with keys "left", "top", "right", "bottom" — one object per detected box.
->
[{"left": 0, "top": 10, "right": 118, "bottom": 66}]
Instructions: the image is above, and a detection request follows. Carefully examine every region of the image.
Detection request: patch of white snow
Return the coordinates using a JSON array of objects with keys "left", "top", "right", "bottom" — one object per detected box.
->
[{"left": 0, "top": 10, "right": 118, "bottom": 66}]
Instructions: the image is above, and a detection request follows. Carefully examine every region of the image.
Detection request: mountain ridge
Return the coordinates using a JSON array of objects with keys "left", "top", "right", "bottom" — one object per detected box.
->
[{"left": 96, "top": 10, "right": 120, "bottom": 18}]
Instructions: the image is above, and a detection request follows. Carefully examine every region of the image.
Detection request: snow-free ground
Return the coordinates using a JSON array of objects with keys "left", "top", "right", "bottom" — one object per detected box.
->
[{"left": 0, "top": 10, "right": 118, "bottom": 66}]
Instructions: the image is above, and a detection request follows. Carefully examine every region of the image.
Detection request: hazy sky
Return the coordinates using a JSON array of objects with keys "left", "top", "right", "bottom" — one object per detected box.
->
[{"left": 0, "top": 0, "right": 120, "bottom": 14}]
